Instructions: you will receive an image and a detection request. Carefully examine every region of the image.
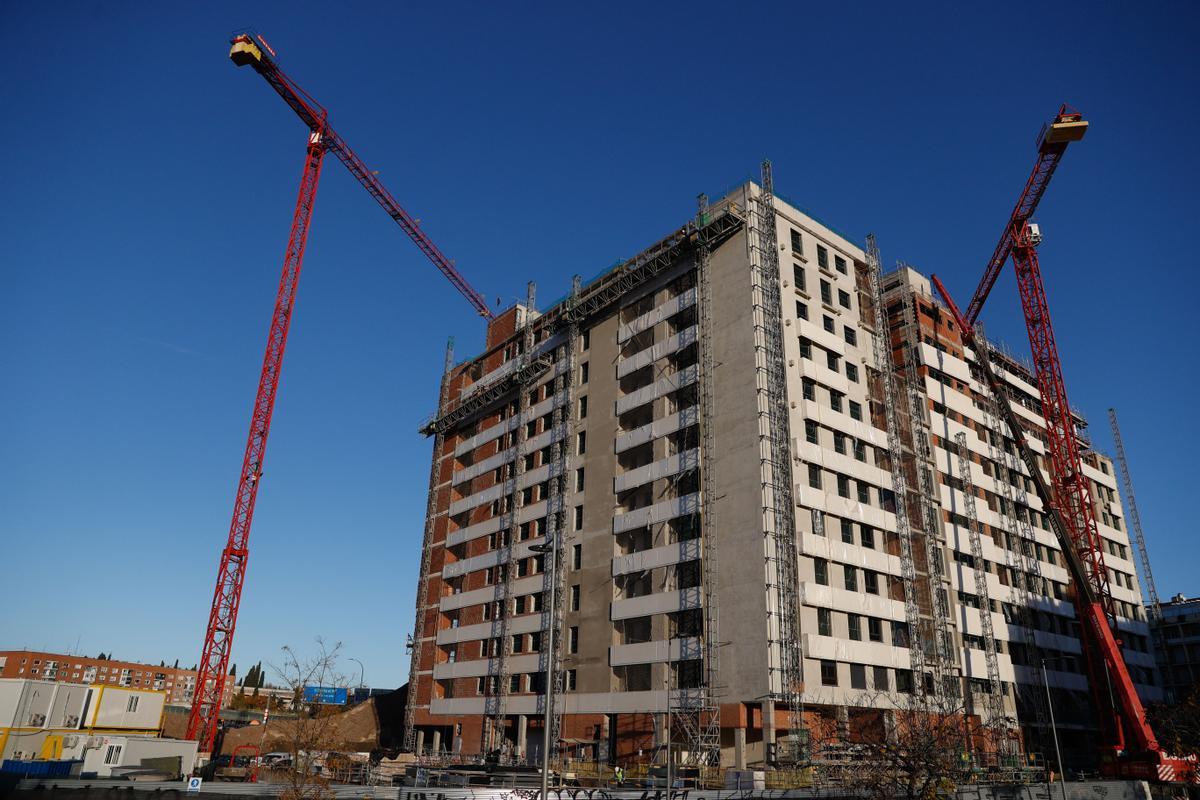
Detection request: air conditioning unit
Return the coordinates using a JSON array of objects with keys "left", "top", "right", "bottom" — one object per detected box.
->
[
  {"left": 64, "top": 714, "right": 81, "bottom": 727},
  {"left": 28, "top": 713, "right": 46, "bottom": 727}
]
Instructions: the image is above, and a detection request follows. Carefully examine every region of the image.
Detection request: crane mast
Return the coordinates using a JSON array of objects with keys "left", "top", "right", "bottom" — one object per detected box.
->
[
  {"left": 929, "top": 105, "right": 1195, "bottom": 783},
  {"left": 187, "top": 34, "right": 492, "bottom": 752}
]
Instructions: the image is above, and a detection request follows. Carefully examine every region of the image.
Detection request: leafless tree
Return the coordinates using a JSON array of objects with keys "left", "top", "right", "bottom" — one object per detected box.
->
[{"left": 268, "top": 638, "right": 348, "bottom": 800}]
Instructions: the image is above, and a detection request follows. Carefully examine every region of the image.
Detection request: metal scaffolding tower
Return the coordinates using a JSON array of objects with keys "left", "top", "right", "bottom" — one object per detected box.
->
[
  {"left": 1107, "top": 409, "right": 1161, "bottom": 621},
  {"left": 975, "top": 330, "right": 1050, "bottom": 740},
  {"left": 747, "top": 163, "right": 803, "bottom": 751},
  {"left": 954, "top": 431, "right": 1006, "bottom": 728},
  {"left": 540, "top": 276, "right": 582, "bottom": 760},
  {"left": 485, "top": 283, "right": 540, "bottom": 756},
  {"left": 672, "top": 194, "right": 722, "bottom": 769},
  {"left": 866, "top": 238, "right": 929, "bottom": 701},
  {"left": 404, "top": 338, "right": 455, "bottom": 753},
  {"left": 893, "top": 278, "right": 958, "bottom": 700}
]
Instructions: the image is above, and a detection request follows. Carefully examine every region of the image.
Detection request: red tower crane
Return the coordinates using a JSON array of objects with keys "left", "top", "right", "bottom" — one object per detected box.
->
[
  {"left": 932, "top": 107, "right": 1196, "bottom": 784},
  {"left": 186, "top": 33, "right": 492, "bottom": 753}
]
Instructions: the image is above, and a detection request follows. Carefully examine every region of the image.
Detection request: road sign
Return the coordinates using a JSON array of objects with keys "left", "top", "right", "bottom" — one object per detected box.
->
[
  {"left": 302, "top": 685, "right": 348, "bottom": 705},
  {"left": 187, "top": 777, "right": 203, "bottom": 793}
]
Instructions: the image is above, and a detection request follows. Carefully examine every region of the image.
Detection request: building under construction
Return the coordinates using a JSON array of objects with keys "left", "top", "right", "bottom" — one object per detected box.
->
[{"left": 403, "top": 174, "right": 1160, "bottom": 771}]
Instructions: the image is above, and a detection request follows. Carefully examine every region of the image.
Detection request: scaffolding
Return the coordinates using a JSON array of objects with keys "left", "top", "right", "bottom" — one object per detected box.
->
[
  {"left": 671, "top": 194, "right": 722, "bottom": 770},
  {"left": 892, "top": 276, "right": 958, "bottom": 700},
  {"left": 485, "top": 283, "right": 540, "bottom": 756},
  {"left": 866, "top": 238, "right": 929, "bottom": 701},
  {"left": 975, "top": 329, "right": 1050, "bottom": 743},
  {"left": 747, "top": 163, "right": 803, "bottom": 750},
  {"left": 953, "top": 431, "right": 1006, "bottom": 729},
  {"left": 540, "top": 276, "right": 581, "bottom": 760},
  {"left": 404, "top": 338, "right": 456, "bottom": 753}
]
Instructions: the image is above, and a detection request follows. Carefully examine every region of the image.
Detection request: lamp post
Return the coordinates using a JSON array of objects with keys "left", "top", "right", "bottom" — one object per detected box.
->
[
  {"left": 349, "top": 658, "right": 365, "bottom": 689},
  {"left": 1040, "top": 658, "right": 1069, "bottom": 800},
  {"left": 530, "top": 540, "right": 558, "bottom": 799}
]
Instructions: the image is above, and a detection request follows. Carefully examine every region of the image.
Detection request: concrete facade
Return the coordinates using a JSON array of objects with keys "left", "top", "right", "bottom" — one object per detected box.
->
[
  {"left": 405, "top": 182, "right": 1158, "bottom": 769},
  {"left": 1150, "top": 593, "right": 1200, "bottom": 701}
]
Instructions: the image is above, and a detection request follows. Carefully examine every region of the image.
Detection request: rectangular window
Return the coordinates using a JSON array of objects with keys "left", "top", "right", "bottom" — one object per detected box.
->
[
  {"left": 796, "top": 300, "right": 808, "bottom": 320},
  {"left": 854, "top": 440, "right": 867, "bottom": 462},
  {"left": 823, "top": 315, "right": 835, "bottom": 333},
  {"left": 808, "top": 464, "right": 822, "bottom": 489},
  {"left": 869, "top": 616, "right": 883, "bottom": 642},
  {"left": 827, "top": 352, "right": 840, "bottom": 373},
  {"left": 850, "top": 663, "right": 867, "bottom": 689},
  {"left": 572, "top": 543, "right": 582, "bottom": 570},
  {"left": 582, "top": 329, "right": 590, "bottom": 350},
  {"left": 837, "top": 474, "right": 850, "bottom": 498},
  {"left": 834, "top": 431, "right": 846, "bottom": 454},
  {"left": 574, "top": 505, "right": 584, "bottom": 530},
  {"left": 818, "top": 608, "right": 832, "bottom": 636},
  {"left": 820, "top": 279, "right": 832, "bottom": 304},
  {"left": 104, "top": 745, "right": 123, "bottom": 765},
  {"left": 860, "top": 525, "right": 875, "bottom": 549},
  {"left": 849, "top": 400, "right": 863, "bottom": 421},
  {"left": 793, "top": 263, "right": 806, "bottom": 291},
  {"left": 821, "top": 660, "right": 837, "bottom": 686},
  {"left": 830, "top": 390, "right": 843, "bottom": 412},
  {"left": 838, "top": 289, "right": 851, "bottom": 309},
  {"left": 848, "top": 614, "right": 862, "bottom": 641},
  {"left": 126, "top": 696, "right": 139, "bottom": 712},
  {"left": 566, "top": 669, "right": 577, "bottom": 691},
  {"left": 569, "top": 626, "right": 579, "bottom": 654},
  {"left": 857, "top": 481, "right": 870, "bottom": 504},
  {"left": 579, "top": 396, "right": 588, "bottom": 419},
  {"left": 846, "top": 363, "right": 859, "bottom": 383},
  {"left": 835, "top": 255, "right": 847, "bottom": 275},
  {"left": 577, "top": 431, "right": 587, "bottom": 455},
  {"left": 841, "top": 518, "right": 854, "bottom": 543},
  {"left": 806, "top": 420, "right": 819, "bottom": 444},
  {"left": 843, "top": 326, "right": 857, "bottom": 346},
  {"left": 817, "top": 246, "right": 829, "bottom": 269},
  {"left": 873, "top": 666, "right": 889, "bottom": 691},
  {"left": 802, "top": 378, "right": 815, "bottom": 400},
  {"left": 791, "top": 229, "right": 803, "bottom": 254},
  {"left": 570, "top": 584, "right": 580, "bottom": 611},
  {"left": 576, "top": 468, "right": 585, "bottom": 492},
  {"left": 799, "top": 337, "right": 812, "bottom": 359},
  {"left": 815, "top": 558, "right": 828, "bottom": 585},
  {"left": 844, "top": 565, "right": 858, "bottom": 591}
]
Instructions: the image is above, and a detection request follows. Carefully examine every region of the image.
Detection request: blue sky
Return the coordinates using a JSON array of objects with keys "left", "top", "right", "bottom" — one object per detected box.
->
[{"left": 1, "top": 3, "right": 1197, "bottom": 687}]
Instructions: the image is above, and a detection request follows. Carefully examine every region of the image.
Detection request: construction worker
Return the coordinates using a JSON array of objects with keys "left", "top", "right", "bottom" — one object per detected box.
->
[{"left": 614, "top": 764, "right": 625, "bottom": 786}]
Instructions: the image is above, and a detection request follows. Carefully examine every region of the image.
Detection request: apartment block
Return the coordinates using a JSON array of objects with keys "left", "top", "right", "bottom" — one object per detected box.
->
[
  {"left": 404, "top": 179, "right": 1157, "bottom": 769},
  {"left": 1151, "top": 594, "right": 1200, "bottom": 701},
  {"left": 0, "top": 651, "right": 233, "bottom": 709}
]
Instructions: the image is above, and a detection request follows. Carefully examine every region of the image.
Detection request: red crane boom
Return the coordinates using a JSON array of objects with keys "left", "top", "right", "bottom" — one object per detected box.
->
[
  {"left": 187, "top": 34, "right": 491, "bottom": 752},
  {"left": 932, "top": 107, "right": 1196, "bottom": 784}
]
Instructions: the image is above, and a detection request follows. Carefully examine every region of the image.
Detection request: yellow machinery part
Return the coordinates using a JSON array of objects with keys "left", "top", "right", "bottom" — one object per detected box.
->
[{"left": 230, "top": 39, "right": 263, "bottom": 67}]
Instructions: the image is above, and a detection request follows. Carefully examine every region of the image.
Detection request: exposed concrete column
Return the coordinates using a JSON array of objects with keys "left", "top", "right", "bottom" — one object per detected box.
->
[
  {"left": 415, "top": 729, "right": 426, "bottom": 754},
  {"left": 431, "top": 729, "right": 442, "bottom": 753},
  {"left": 762, "top": 699, "right": 776, "bottom": 755},
  {"left": 734, "top": 726, "right": 747, "bottom": 769},
  {"left": 837, "top": 705, "right": 849, "bottom": 740},
  {"left": 517, "top": 714, "right": 528, "bottom": 762}
]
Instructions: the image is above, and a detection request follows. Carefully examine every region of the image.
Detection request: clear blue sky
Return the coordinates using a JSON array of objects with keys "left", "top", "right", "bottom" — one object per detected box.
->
[{"left": 2, "top": 3, "right": 1197, "bottom": 687}]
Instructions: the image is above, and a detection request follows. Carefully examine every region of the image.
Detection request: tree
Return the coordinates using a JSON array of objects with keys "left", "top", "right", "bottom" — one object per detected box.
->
[
  {"left": 173, "top": 659, "right": 180, "bottom": 669},
  {"left": 268, "top": 638, "right": 347, "bottom": 800},
  {"left": 807, "top": 689, "right": 1007, "bottom": 800},
  {"left": 1147, "top": 683, "right": 1200, "bottom": 756}
]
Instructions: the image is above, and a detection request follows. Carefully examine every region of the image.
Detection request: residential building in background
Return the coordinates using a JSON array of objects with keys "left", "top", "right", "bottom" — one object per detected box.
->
[
  {"left": 1151, "top": 594, "right": 1200, "bottom": 701},
  {"left": 0, "top": 650, "right": 233, "bottom": 709},
  {"left": 404, "top": 180, "right": 1158, "bottom": 770}
]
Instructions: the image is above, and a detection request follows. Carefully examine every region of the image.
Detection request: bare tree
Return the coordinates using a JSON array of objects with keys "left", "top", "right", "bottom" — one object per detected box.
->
[
  {"left": 268, "top": 638, "right": 348, "bottom": 800},
  {"left": 806, "top": 690, "right": 1002, "bottom": 800}
]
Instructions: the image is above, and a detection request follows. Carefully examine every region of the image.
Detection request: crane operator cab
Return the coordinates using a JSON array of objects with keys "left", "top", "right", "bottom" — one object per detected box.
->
[{"left": 230, "top": 34, "right": 264, "bottom": 67}]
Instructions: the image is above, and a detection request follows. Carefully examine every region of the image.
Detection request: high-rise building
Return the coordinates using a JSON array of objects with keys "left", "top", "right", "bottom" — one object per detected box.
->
[
  {"left": 1150, "top": 594, "right": 1200, "bottom": 701},
  {"left": 404, "top": 179, "right": 1158, "bottom": 769}
]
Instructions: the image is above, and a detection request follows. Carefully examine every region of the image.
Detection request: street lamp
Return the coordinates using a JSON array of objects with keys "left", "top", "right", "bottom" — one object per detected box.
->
[
  {"left": 349, "top": 658, "right": 365, "bottom": 690},
  {"left": 1040, "top": 657, "right": 1069, "bottom": 800},
  {"left": 529, "top": 540, "right": 558, "bottom": 798}
]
